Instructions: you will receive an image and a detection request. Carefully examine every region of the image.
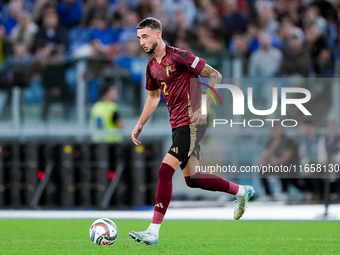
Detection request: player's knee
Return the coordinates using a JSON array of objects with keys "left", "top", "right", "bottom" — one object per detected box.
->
[{"left": 158, "top": 163, "right": 175, "bottom": 183}]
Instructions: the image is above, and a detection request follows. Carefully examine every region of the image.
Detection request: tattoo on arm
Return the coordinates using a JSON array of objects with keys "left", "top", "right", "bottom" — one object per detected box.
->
[
  {"left": 199, "top": 64, "right": 222, "bottom": 108},
  {"left": 200, "top": 64, "right": 221, "bottom": 79}
]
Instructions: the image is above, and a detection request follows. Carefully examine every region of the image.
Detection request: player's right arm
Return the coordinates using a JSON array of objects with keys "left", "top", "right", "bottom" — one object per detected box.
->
[{"left": 131, "top": 89, "right": 160, "bottom": 145}]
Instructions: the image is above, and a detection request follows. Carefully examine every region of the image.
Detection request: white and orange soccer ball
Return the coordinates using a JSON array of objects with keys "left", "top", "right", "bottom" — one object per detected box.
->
[{"left": 89, "top": 218, "right": 118, "bottom": 245}]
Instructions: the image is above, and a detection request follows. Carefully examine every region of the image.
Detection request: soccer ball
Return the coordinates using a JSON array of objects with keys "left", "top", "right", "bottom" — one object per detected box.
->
[{"left": 89, "top": 218, "right": 118, "bottom": 245}]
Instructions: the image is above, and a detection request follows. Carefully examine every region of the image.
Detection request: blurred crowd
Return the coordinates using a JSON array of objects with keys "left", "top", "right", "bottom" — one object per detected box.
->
[
  {"left": 259, "top": 119, "right": 340, "bottom": 203},
  {"left": 0, "top": 0, "right": 339, "bottom": 202},
  {"left": 0, "top": 0, "right": 340, "bottom": 118}
]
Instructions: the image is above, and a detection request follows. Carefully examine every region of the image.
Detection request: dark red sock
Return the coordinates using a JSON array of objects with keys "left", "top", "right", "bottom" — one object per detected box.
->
[
  {"left": 151, "top": 163, "right": 175, "bottom": 224},
  {"left": 185, "top": 172, "right": 239, "bottom": 195}
]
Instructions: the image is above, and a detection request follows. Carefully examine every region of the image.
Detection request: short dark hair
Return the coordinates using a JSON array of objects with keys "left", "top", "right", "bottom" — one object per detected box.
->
[
  {"left": 137, "top": 17, "right": 162, "bottom": 32},
  {"left": 99, "top": 82, "right": 115, "bottom": 98}
]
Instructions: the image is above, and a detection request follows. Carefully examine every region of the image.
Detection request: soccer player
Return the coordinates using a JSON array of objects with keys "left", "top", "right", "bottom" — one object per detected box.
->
[{"left": 129, "top": 17, "right": 255, "bottom": 245}]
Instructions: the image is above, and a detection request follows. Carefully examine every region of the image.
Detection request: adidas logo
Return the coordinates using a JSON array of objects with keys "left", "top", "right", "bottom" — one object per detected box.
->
[
  {"left": 156, "top": 203, "right": 163, "bottom": 208},
  {"left": 170, "top": 147, "right": 178, "bottom": 154}
]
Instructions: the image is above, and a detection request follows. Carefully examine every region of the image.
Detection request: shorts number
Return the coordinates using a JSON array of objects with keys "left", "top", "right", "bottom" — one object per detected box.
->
[{"left": 161, "top": 82, "right": 169, "bottom": 95}]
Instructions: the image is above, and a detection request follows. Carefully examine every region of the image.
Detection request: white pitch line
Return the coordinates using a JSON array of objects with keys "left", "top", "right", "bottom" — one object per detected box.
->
[{"left": 0, "top": 204, "right": 339, "bottom": 220}]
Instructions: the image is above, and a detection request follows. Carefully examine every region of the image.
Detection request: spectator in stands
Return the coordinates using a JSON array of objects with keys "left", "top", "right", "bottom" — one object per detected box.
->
[
  {"left": 195, "top": 0, "right": 214, "bottom": 24},
  {"left": 90, "top": 81, "right": 123, "bottom": 143},
  {"left": 248, "top": 31, "right": 280, "bottom": 101},
  {"left": 249, "top": 32, "right": 282, "bottom": 77},
  {"left": 10, "top": 11, "right": 38, "bottom": 51},
  {"left": 34, "top": 44, "right": 75, "bottom": 121},
  {"left": 174, "top": 9, "right": 191, "bottom": 30},
  {"left": 195, "top": 0, "right": 223, "bottom": 38},
  {"left": 136, "top": 0, "right": 153, "bottom": 18},
  {"left": 115, "top": 38, "right": 143, "bottom": 68},
  {"left": 324, "top": 122, "right": 340, "bottom": 195},
  {"left": 152, "top": 13, "right": 175, "bottom": 46},
  {"left": 0, "top": 24, "right": 11, "bottom": 116},
  {"left": 222, "top": 0, "right": 249, "bottom": 44},
  {"left": 82, "top": 0, "right": 109, "bottom": 27},
  {"left": 311, "top": 2, "right": 339, "bottom": 61},
  {"left": 89, "top": 14, "right": 121, "bottom": 58},
  {"left": 163, "top": 0, "right": 196, "bottom": 27},
  {"left": 274, "top": 0, "right": 301, "bottom": 26},
  {"left": 194, "top": 25, "right": 225, "bottom": 72},
  {"left": 150, "top": 0, "right": 166, "bottom": 18},
  {"left": 298, "top": 118, "right": 326, "bottom": 201},
  {"left": 110, "top": 0, "right": 140, "bottom": 11},
  {"left": 0, "top": 42, "right": 31, "bottom": 118},
  {"left": 174, "top": 38, "right": 192, "bottom": 51},
  {"left": 34, "top": 12, "right": 68, "bottom": 53},
  {"left": 111, "top": 2, "right": 130, "bottom": 29},
  {"left": 171, "top": 8, "right": 197, "bottom": 46},
  {"left": 203, "top": 5, "right": 224, "bottom": 38},
  {"left": 0, "top": 41, "right": 30, "bottom": 118},
  {"left": 32, "top": 1, "right": 56, "bottom": 27},
  {"left": 311, "top": 0, "right": 338, "bottom": 22},
  {"left": 81, "top": 14, "right": 118, "bottom": 101},
  {"left": 0, "top": 25, "right": 12, "bottom": 69},
  {"left": 304, "top": 5, "right": 327, "bottom": 35},
  {"left": 228, "top": 32, "right": 250, "bottom": 76},
  {"left": 276, "top": 16, "right": 294, "bottom": 52},
  {"left": 279, "top": 27, "right": 311, "bottom": 77},
  {"left": 285, "top": 0, "right": 303, "bottom": 27},
  {"left": 57, "top": 0, "right": 83, "bottom": 29},
  {"left": 305, "top": 24, "right": 334, "bottom": 77},
  {"left": 4, "top": 0, "right": 23, "bottom": 34},
  {"left": 154, "top": 6, "right": 195, "bottom": 47},
  {"left": 259, "top": 123, "right": 302, "bottom": 201},
  {"left": 247, "top": 22, "right": 264, "bottom": 54},
  {"left": 325, "top": 122, "right": 340, "bottom": 163},
  {"left": 229, "top": 32, "right": 250, "bottom": 58},
  {"left": 115, "top": 38, "right": 144, "bottom": 73},
  {"left": 118, "top": 11, "right": 139, "bottom": 44},
  {"left": 256, "top": 1, "right": 279, "bottom": 34},
  {"left": 2, "top": 42, "right": 32, "bottom": 88},
  {"left": 114, "top": 38, "right": 144, "bottom": 112},
  {"left": 2, "top": 0, "right": 34, "bottom": 21},
  {"left": 299, "top": 119, "right": 323, "bottom": 165},
  {"left": 337, "top": 8, "right": 340, "bottom": 39},
  {"left": 331, "top": 0, "right": 340, "bottom": 11}
]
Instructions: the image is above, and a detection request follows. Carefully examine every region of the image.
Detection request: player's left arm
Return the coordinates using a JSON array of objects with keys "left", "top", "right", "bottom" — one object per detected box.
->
[
  {"left": 200, "top": 64, "right": 222, "bottom": 107},
  {"left": 200, "top": 63, "right": 222, "bottom": 79},
  {"left": 192, "top": 63, "right": 222, "bottom": 125}
]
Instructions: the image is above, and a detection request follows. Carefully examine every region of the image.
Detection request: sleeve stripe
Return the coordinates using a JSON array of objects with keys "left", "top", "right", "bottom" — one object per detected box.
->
[{"left": 191, "top": 57, "right": 199, "bottom": 69}]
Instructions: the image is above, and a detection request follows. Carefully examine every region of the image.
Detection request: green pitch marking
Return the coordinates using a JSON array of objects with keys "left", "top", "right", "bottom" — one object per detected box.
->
[{"left": 0, "top": 220, "right": 339, "bottom": 255}]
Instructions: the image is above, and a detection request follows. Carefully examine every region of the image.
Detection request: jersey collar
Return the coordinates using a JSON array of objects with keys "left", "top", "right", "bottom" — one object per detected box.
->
[{"left": 152, "top": 44, "right": 169, "bottom": 64}]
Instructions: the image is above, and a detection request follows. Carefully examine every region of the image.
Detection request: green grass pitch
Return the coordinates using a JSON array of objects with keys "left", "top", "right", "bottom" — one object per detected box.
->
[{"left": 0, "top": 219, "right": 339, "bottom": 255}]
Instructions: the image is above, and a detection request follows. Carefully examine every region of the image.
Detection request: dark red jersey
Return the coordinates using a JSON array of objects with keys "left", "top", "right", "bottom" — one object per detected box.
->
[{"left": 145, "top": 45, "right": 206, "bottom": 129}]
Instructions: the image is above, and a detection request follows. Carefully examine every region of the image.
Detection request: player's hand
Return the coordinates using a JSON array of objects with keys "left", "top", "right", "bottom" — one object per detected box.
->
[
  {"left": 131, "top": 123, "right": 143, "bottom": 145},
  {"left": 192, "top": 110, "right": 207, "bottom": 125}
]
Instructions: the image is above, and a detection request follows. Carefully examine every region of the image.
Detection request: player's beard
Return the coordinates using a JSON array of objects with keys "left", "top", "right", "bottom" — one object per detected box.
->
[{"left": 146, "top": 41, "right": 158, "bottom": 54}]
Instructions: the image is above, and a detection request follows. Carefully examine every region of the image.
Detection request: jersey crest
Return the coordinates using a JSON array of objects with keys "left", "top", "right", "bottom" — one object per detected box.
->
[{"left": 166, "top": 66, "right": 172, "bottom": 77}]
